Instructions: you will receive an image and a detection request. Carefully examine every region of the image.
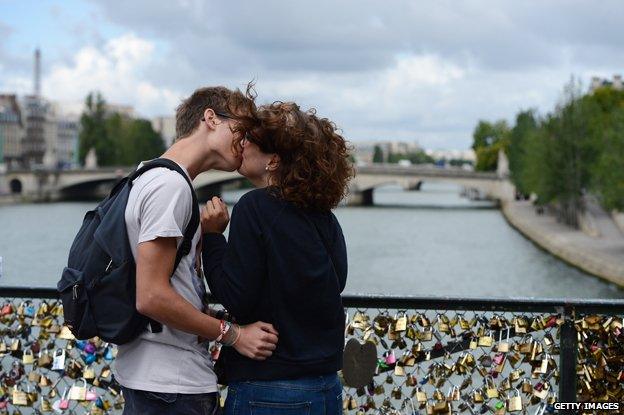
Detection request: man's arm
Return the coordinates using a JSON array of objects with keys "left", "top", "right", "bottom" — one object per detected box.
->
[{"left": 135, "top": 236, "right": 219, "bottom": 337}]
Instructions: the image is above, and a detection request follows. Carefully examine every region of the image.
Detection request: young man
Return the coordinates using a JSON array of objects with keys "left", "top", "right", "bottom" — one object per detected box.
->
[{"left": 113, "top": 86, "right": 279, "bottom": 415}]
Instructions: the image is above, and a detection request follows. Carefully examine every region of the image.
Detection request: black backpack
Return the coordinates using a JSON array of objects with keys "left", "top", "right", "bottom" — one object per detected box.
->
[{"left": 57, "top": 158, "right": 199, "bottom": 345}]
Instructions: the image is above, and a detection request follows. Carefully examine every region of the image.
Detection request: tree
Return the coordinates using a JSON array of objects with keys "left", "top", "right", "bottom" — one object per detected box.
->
[
  {"left": 509, "top": 110, "right": 538, "bottom": 196},
  {"left": 472, "top": 120, "right": 510, "bottom": 171},
  {"left": 79, "top": 92, "right": 111, "bottom": 165},
  {"left": 372, "top": 145, "right": 384, "bottom": 163},
  {"left": 81, "top": 92, "right": 166, "bottom": 167}
]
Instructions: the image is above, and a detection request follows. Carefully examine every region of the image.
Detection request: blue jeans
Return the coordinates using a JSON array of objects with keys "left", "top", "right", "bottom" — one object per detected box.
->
[
  {"left": 121, "top": 386, "right": 219, "bottom": 415},
  {"left": 224, "top": 373, "right": 342, "bottom": 415}
]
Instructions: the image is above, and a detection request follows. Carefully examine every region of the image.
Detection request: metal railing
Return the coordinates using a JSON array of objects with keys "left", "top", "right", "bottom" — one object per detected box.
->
[{"left": 0, "top": 287, "right": 622, "bottom": 414}]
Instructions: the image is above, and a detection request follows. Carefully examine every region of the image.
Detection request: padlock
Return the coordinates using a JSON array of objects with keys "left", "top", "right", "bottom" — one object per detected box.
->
[
  {"left": 497, "top": 328, "right": 510, "bottom": 352},
  {"left": 84, "top": 365, "right": 96, "bottom": 380},
  {"left": 52, "top": 349, "right": 66, "bottom": 371},
  {"left": 485, "top": 376, "right": 499, "bottom": 398},
  {"left": 415, "top": 387, "right": 427, "bottom": 403},
  {"left": 40, "top": 397, "right": 52, "bottom": 412},
  {"left": 86, "top": 388, "right": 98, "bottom": 401},
  {"left": 1, "top": 302, "right": 13, "bottom": 316},
  {"left": 507, "top": 388, "right": 523, "bottom": 412},
  {"left": 69, "top": 378, "right": 88, "bottom": 401},
  {"left": 59, "top": 325, "right": 75, "bottom": 340},
  {"left": 53, "top": 388, "right": 70, "bottom": 411},
  {"left": 27, "top": 370, "right": 41, "bottom": 383},
  {"left": 12, "top": 386, "right": 28, "bottom": 406},
  {"left": 22, "top": 348, "right": 35, "bottom": 365},
  {"left": 473, "top": 388, "right": 484, "bottom": 403},
  {"left": 395, "top": 312, "right": 407, "bottom": 332},
  {"left": 478, "top": 330, "right": 494, "bottom": 347}
]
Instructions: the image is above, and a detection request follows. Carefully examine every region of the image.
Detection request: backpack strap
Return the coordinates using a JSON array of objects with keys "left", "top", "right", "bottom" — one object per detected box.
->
[{"left": 128, "top": 158, "right": 200, "bottom": 334}]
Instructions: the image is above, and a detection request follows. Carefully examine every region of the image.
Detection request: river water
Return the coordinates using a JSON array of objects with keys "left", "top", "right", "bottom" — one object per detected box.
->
[{"left": 0, "top": 182, "right": 622, "bottom": 299}]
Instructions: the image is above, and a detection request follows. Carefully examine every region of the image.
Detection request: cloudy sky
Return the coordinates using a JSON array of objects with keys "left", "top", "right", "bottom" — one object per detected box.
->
[{"left": 1, "top": 0, "right": 622, "bottom": 149}]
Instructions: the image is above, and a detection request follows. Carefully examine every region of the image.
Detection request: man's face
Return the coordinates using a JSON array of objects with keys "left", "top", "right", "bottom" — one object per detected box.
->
[{"left": 207, "top": 113, "right": 243, "bottom": 171}]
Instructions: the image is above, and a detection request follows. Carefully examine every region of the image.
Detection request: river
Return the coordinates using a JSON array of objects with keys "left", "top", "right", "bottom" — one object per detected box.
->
[{"left": 1, "top": 182, "right": 622, "bottom": 299}]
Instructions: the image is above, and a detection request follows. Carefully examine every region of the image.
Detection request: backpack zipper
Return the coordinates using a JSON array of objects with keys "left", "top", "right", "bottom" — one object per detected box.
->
[{"left": 105, "top": 259, "right": 113, "bottom": 273}]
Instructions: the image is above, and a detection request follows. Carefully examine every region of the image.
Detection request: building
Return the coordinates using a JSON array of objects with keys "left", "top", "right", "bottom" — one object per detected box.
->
[
  {"left": 21, "top": 95, "right": 48, "bottom": 168},
  {"left": 0, "top": 94, "right": 25, "bottom": 170},
  {"left": 590, "top": 75, "right": 623, "bottom": 92},
  {"left": 151, "top": 116, "right": 176, "bottom": 147},
  {"left": 56, "top": 114, "right": 80, "bottom": 169},
  {"left": 105, "top": 103, "right": 135, "bottom": 118}
]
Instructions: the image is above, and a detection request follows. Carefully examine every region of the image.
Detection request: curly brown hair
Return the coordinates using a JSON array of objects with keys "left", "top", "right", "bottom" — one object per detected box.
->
[{"left": 235, "top": 102, "right": 354, "bottom": 211}]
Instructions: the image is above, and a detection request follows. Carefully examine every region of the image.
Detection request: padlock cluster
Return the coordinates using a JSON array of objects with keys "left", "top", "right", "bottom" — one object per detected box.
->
[
  {"left": 341, "top": 309, "right": 571, "bottom": 414},
  {"left": 0, "top": 298, "right": 123, "bottom": 414},
  {"left": 576, "top": 314, "right": 624, "bottom": 405}
]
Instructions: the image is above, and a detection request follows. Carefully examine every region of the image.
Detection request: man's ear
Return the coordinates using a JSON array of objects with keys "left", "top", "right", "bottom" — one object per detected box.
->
[{"left": 202, "top": 108, "right": 219, "bottom": 130}]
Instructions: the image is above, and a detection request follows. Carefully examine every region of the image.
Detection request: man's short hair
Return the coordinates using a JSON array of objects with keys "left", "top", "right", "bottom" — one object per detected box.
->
[{"left": 175, "top": 86, "right": 234, "bottom": 140}]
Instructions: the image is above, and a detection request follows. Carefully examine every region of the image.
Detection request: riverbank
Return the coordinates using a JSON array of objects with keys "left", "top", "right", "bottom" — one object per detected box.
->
[{"left": 502, "top": 200, "right": 624, "bottom": 288}]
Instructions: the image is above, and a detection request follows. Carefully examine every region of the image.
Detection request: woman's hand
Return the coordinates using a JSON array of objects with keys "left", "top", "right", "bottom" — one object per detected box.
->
[
  {"left": 201, "top": 196, "right": 230, "bottom": 234},
  {"left": 233, "top": 322, "right": 279, "bottom": 360}
]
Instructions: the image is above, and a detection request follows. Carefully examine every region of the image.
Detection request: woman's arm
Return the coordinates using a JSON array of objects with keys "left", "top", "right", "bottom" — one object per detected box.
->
[{"left": 201, "top": 195, "right": 267, "bottom": 322}]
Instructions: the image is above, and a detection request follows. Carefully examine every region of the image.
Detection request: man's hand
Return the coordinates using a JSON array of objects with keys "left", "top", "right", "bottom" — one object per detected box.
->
[
  {"left": 201, "top": 196, "right": 230, "bottom": 234},
  {"left": 233, "top": 322, "right": 279, "bottom": 360}
]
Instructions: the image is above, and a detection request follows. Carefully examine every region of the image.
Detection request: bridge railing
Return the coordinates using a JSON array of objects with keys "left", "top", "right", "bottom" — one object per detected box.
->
[{"left": 0, "top": 287, "right": 622, "bottom": 414}]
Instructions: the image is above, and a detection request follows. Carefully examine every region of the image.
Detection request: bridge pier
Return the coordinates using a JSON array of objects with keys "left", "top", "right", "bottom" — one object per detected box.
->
[
  {"left": 405, "top": 180, "right": 423, "bottom": 191},
  {"left": 346, "top": 189, "right": 374, "bottom": 207}
]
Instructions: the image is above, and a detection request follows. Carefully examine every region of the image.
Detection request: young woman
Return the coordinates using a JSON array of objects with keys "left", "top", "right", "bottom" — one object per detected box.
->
[{"left": 201, "top": 101, "right": 353, "bottom": 414}]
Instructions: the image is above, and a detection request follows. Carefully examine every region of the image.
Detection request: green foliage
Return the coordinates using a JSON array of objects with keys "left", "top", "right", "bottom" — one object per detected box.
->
[
  {"left": 372, "top": 145, "right": 384, "bottom": 163},
  {"left": 508, "top": 110, "right": 537, "bottom": 195},
  {"left": 488, "top": 78, "right": 624, "bottom": 222},
  {"left": 386, "top": 150, "right": 434, "bottom": 164},
  {"left": 79, "top": 92, "right": 109, "bottom": 165},
  {"left": 79, "top": 92, "right": 165, "bottom": 167},
  {"left": 472, "top": 120, "right": 510, "bottom": 171}
]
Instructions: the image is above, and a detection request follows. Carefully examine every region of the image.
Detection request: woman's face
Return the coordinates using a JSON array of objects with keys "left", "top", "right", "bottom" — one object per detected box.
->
[{"left": 238, "top": 135, "right": 276, "bottom": 186}]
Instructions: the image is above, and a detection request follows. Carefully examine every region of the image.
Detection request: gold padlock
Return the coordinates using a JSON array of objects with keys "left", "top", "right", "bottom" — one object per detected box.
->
[
  {"left": 28, "top": 370, "right": 41, "bottom": 383},
  {"left": 40, "top": 397, "right": 52, "bottom": 412},
  {"left": 507, "top": 388, "right": 523, "bottom": 412},
  {"left": 84, "top": 366, "right": 96, "bottom": 380},
  {"left": 12, "top": 387, "right": 28, "bottom": 406},
  {"left": 478, "top": 330, "right": 494, "bottom": 347},
  {"left": 415, "top": 387, "right": 427, "bottom": 403},
  {"left": 473, "top": 389, "right": 484, "bottom": 403},
  {"left": 395, "top": 312, "right": 407, "bottom": 332},
  {"left": 22, "top": 349, "right": 35, "bottom": 365},
  {"left": 59, "top": 326, "right": 75, "bottom": 340},
  {"left": 521, "top": 378, "right": 532, "bottom": 393}
]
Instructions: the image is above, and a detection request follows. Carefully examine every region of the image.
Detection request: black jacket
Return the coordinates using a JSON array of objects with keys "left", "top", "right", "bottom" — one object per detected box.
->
[{"left": 202, "top": 187, "right": 348, "bottom": 382}]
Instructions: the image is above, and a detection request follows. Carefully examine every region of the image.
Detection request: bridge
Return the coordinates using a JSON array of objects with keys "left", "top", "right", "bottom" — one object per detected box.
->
[{"left": 1, "top": 164, "right": 514, "bottom": 206}]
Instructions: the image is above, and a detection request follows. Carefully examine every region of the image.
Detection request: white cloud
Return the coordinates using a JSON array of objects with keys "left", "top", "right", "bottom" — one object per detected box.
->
[{"left": 43, "top": 33, "right": 181, "bottom": 117}]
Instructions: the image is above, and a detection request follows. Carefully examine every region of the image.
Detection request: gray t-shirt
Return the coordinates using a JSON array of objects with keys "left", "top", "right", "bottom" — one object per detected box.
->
[{"left": 112, "top": 161, "right": 217, "bottom": 394}]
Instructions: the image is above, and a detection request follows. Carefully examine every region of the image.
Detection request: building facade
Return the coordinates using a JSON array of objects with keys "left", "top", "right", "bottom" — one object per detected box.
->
[
  {"left": 590, "top": 75, "right": 623, "bottom": 92},
  {"left": 151, "top": 116, "right": 176, "bottom": 147},
  {"left": 0, "top": 95, "right": 24, "bottom": 170}
]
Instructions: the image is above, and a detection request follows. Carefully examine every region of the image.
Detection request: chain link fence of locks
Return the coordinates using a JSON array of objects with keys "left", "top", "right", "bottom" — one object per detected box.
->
[
  {"left": 1, "top": 291, "right": 623, "bottom": 415},
  {"left": 0, "top": 297, "right": 123, "bottom": 415},
  {"left": 339, "top": 307, "right": 568, "bottom": 415},
  {"left": 575, "top": 313, "right": 624, "bottom": 411}
]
